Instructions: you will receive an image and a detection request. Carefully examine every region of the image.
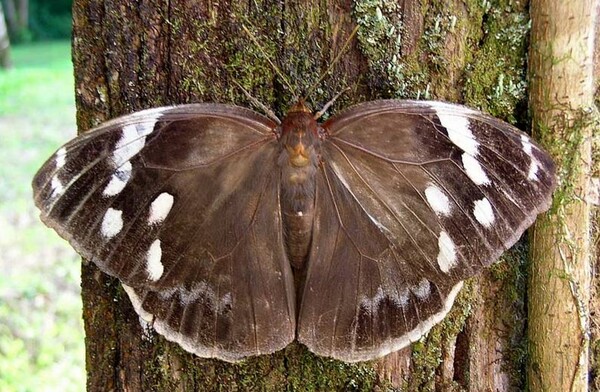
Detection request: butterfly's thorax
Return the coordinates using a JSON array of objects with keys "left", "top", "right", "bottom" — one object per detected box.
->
[{"left": 278, "top": 102, "right": 320, "bottom": 272}]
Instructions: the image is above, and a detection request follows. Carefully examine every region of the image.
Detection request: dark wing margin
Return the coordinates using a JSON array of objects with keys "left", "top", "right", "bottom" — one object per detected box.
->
[
  {"left": 298, "top": 100, "right": 556, "bottom": 362},
  {"left": 32, "top": 104, "right": 296, "bottom": 362}
]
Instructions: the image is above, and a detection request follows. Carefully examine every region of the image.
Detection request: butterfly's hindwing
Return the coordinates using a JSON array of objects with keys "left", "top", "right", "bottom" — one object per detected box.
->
[
  {"left": 33, "top": 104, "right": 296, "bottom": 361},
  {"left": 296, "top": 100, "right": 556, "bottom": 362},
  {"left": 297, "top": 164, "right": 464, "bottom": 361}
]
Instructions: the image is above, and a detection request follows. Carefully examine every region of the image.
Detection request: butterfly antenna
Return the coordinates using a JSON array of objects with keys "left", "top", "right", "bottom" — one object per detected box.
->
[
  {"left": 242, "top": 25, "right": 299, "bottom": 99},
  {"left": 313, "top": 87, "right": 350, "bottom": 120},
  {"left": 232, "top": 80, "right": 281, "bottom": 124},
  {"left": 304, "top": 25, "right": 359, "bottom": 100}
]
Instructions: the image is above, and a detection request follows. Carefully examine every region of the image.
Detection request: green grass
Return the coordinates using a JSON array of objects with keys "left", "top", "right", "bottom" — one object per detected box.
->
[{"left": 0, "top": 41, "right": 85, "bottom": 392}]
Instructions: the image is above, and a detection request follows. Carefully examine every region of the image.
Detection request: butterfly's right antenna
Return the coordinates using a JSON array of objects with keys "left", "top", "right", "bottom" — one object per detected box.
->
[
  {"left": 242, "top": 25, "right": 299, "bottom": 99},
  {"left": 304, "top": 25, "right": 359, "bottom": 101},
  {"left": 313, "top": 87, "right": 351, "bottom": 120}
]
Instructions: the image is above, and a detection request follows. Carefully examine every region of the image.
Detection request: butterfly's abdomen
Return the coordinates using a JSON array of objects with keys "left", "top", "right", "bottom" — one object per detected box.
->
[{"left": 278, "top": 107, "right": 320, "bottom": 271}]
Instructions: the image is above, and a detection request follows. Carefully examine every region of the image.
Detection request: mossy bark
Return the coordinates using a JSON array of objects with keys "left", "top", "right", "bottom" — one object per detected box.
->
[
  {"left": 527, "top": 1, "right": 596, "bottom": 391},
  {"left": 74, "top": 0, "right": 537, "bottom": 390}
]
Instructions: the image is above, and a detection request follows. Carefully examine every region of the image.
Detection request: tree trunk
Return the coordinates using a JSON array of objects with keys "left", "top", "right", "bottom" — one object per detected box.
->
[
  {"left": 1, "top": 0, "right": 26, "bottom": 38},
  {"left": 16, "top": 0, "right": 25, "bottom": 30},
  {"left": 0, "top": 1, "right": 11, "bottom": 68},
  {"left": 527, "top": 1, "right": 596, "bottom": 391},
  {"left": 2, "top": 0, "right": 17, "bottom": 36},
  {"left": 73, "top": 0, "right": 547, "bottom": 390}
]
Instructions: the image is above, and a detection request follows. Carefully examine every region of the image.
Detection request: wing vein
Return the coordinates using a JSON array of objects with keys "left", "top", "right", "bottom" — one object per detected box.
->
[{"left": 326, "top": 142, "right": 438, "bottom": 270}]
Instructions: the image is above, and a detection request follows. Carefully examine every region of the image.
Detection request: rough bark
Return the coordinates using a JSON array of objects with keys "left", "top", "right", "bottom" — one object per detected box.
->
[
  {"left": 528, "top": 0, "right": 596, "bottom": 391},
  {"left": 74, "top": 0, "right": 536, "bottom": 390}
]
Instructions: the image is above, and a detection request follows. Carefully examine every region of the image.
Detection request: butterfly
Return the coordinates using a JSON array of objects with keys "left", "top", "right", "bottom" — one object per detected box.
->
[{"left": 32, "top": 98, "right": 556, "bottom": 363}]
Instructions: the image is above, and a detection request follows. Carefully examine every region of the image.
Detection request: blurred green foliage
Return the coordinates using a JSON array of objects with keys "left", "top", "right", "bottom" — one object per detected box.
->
[
  {"left": 0, "top": 40, "right": 85, "bottom": 392},
  {"left": 4, "top": 0, "right": 72, "bottom": 43},
  {"left": 29, "top": 0, "right": 72, "bottom": 40}
]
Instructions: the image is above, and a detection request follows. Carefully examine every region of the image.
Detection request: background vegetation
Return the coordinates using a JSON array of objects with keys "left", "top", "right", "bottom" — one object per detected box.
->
[
  {"left": 3, "top": 0, "right": 72, "bottom": 42},
  {"left": 27, "top": 0, "right": 72, "bottom": 40},
  {"left": 0, "top": 10, "right": 85, "bottom": 388}
]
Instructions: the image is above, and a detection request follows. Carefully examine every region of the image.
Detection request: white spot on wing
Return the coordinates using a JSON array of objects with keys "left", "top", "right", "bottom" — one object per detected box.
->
[
  {"left": 103, "top": 161, "right": 133, "bottom": 197},
  {"left": 520, "top": 134, "right": 541, "bottom": 181},
  {"left": 521, "top": 135, "right": 541, "bottom": 181},
  {"left": 360, "top": 286, "right": 409, "bottom": 315},
  {"left": 101, "top": 208, "right": 123, "bottom": 238},
  {"left": 112, "top": 117, "right": 158, "bottom": 167},
  {"left": 437, "top": 231, "right": 457, "bottom": 273},
  {"left": 461, "top": 153, "right": 491, "bottom": 186},
  {"left": 411, "top": 279, "right": 431, "bottom": 300},
  {"left": 437, "top": 112, "right": 479, "bottom": 155},
  {"left": 55, "top": 147, "right": 67, "bottom": 168},
  {"left": 520, "top": 134, "right": 533, "bottom": 155},
  {"left": 170, "top": 282, "right": 232, "bottom": 310},
  {"left": 146, "top": 239, "right": 164, "bottom": 281},
  {"left": 528, "top": 159, "right": 540, "bottom": 180},
  {"left": 425, "top": 185, "right": 452, "bottom": 216},
  {"left": 49, "top": 148, "right": 68, "bottom": 198},
  {"left": 50, "top": 175, "right": 65, "bottom": 197},
  {"left": 473, "top": 197, "right": 495, "bottom": 227},
  {"left": 148, "top": 192, "right": 174, "bottom": 224}
]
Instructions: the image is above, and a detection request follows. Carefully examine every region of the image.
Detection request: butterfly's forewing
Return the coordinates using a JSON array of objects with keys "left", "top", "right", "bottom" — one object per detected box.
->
[
  {"left": 297, "top": 101, "right": 556, "bottom": 362},
  {"left": 32, "top": 104, "right": 296, "bottom": 362}
]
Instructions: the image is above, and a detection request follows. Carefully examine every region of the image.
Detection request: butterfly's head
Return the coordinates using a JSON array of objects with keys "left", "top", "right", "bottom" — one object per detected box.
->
[
  {"left": 288, "top": 99, "right": 311, "bottom": 114},
  {"left": 279, "top": 100, "right": 320, "bottom": 168}
]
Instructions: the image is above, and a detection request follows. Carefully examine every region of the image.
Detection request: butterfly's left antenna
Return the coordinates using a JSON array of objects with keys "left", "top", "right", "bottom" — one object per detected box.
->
[
  {"left": 233, "top": 80, "right": 281, "bottom": 124},
  {"left": 242, "top": 25, "right": 299, "bottom": 99}
]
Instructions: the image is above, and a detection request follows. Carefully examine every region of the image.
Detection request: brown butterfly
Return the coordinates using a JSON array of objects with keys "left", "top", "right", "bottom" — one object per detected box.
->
[{"left": 32, "top": 96, "right": 555, "bottom": 362}]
